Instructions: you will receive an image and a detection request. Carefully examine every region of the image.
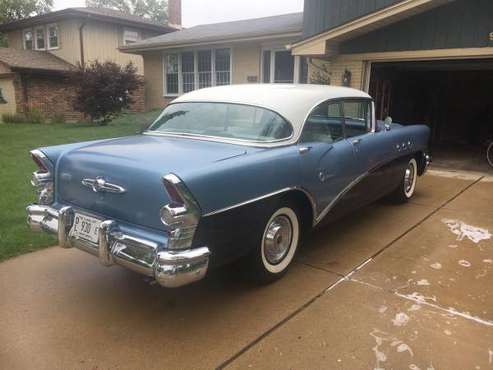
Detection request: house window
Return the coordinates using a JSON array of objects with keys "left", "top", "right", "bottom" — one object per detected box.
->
[
  {"left": 0, "top": 88, "right": 7, "bottom": 104},
  {"left": 215, "top": 48, "right": 231, "bottom": 86},
  {"left": 23, "top": 30, "right": 33, "bottom": 50},
  {"left": 181, "top": 51, "right": 195, "bottom": 93},
  {"left": 165, "top": 54, "right": 179, "bottom": 95},
  {"left": 123, "top": 29, "right": 139, "bottom": 45},
  {"left": 164, "top": 49, "right": 232, "bottom": 96},
  {"left": 262, "top": 50, "right": 271, "bottom": 83},
  {"left": 47, "top": 24, "right": 59, "bottom": 49},
  {"left": 198, "top": 50, "right": 212, "bottom": 89},
  {"left": 261, "top": 48, "right": 306, "bottom": 84},
  {"left": 35, "top": 27, "right": 46, "bottom": 50}
]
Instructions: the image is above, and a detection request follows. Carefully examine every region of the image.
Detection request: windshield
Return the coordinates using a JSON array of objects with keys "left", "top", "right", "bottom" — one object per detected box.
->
[{"left": 147, "top": 102, "right": 293, "bottom": 142}]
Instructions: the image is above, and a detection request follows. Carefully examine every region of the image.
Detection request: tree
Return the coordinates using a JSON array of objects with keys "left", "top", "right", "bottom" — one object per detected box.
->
[
  {"left": 86, "top": 0, "right": 168, "bottom": 23},
  {"left": 69, "top": 60, "right": 144, "bottom": 123},
  {"left": 0, "top": 0, "right": 53, "bottom": 46}
]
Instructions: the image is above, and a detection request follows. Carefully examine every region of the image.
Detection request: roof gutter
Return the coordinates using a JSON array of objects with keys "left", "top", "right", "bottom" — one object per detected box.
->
[{"left": 120, "top": 31, "right": 303, "bottom": 54}]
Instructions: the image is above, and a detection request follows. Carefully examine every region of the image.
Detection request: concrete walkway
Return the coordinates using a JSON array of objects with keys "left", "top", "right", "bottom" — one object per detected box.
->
[{"left": 0, "top": 171, "right": 492, "bottom": 369}]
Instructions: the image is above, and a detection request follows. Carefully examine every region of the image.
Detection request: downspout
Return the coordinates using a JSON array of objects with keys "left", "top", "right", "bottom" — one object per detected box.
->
[{"left": 79, "top": 21, "right": 87, "bottom": 66}]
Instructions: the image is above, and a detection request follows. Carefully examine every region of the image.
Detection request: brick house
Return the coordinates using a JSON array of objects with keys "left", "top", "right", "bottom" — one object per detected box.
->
[{"left": 0, "top": 6, "right": 179, "bottom": 121}]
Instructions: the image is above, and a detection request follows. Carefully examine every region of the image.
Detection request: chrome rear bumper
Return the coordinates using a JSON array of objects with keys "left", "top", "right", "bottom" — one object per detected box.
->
[{"left": 26, "top": 204, "right": 210, "bottom": 288}]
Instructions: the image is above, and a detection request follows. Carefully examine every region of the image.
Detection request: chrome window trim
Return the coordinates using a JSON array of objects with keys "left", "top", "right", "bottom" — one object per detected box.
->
[{"left": 297, "top": 97, "right": 375, "bottom": 144}]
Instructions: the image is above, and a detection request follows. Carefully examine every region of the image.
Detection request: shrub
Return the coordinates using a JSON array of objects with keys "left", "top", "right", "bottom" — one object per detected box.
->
[
  {"left": 50, "top": 113, "right": 66, "bottom": 124},
  {"left": 2, "top": 113, "right": 26, "bottom": 124},
  {"left": 68, "top": 60, "right": 144, "bottom": 123},
  {"left": 25, "top": 109, "right": 45, "bottom": 124}
]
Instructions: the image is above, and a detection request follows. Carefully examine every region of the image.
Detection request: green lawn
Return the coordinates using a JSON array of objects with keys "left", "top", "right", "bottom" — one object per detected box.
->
[{"left": 0, "top": 110, "right": 161, "bottom": 262}]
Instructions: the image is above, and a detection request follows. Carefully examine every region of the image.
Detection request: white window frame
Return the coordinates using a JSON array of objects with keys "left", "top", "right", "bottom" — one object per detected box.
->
[
  {"left": 123, "top": 28, "right": 140, "bottom": 46},
  {"left": 47, "top": 23, "right": 59, "bottom": 50},
  {"left": 34, "top": 26, "right": 46, "bottom": 50},
  {"left": 163, "top": 47, "right": 233, "bottom": 97},
  {"left": 164, "top": 53, "right": 180, "bottom": 97},
  {"left": 260, "top": 47, "right": 301, "bottom": 84},
  {"left": 23, "top": 29, "right": 34, "bottom": 50}
]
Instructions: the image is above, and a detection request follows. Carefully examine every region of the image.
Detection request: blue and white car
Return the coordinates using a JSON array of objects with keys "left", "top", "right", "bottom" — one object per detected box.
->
[{"left": 27, "top": 85, "right": 431, "bottom": 288}]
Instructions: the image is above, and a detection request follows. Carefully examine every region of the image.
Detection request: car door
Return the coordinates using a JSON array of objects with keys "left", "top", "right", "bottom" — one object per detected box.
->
[
  {"left": 298, "top": 100, "right": 361, "bottom": 219},
  {"left": 342, "top": 99, "right": 397, "bottom": 204}
]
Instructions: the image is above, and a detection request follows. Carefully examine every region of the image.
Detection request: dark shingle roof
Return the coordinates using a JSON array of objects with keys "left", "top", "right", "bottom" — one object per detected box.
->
[
  {"left": 122, "top": 12, "right": 303, "bottom": 51},
  {"left": 0, "top": 48, "right": 74, "bottom": 72},
  {"left": 0, "top": 7, "right": 176, "bottom": 33}
]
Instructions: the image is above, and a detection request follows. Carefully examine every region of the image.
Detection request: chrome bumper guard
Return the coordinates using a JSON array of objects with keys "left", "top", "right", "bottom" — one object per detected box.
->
[{"left": 26, "top": 205, "right": 210, "bottom": 288}]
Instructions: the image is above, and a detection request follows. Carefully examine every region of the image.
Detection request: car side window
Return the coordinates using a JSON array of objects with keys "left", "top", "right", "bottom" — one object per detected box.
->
[
  {"left": 300, "top": 101, "right": 344, "bottom": 144},
  {"left": 343, "top": 100, "right": 371, "bottom": 138}
]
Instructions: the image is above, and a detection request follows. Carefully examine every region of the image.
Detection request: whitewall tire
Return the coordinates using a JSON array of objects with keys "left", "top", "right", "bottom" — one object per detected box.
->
[
  {"left": 260, "top": 207, "right": 299, "bottom": 274},
  {"left": 403, "top": 158, "right": 418, "bottom": 199},
  {"left": 243, "top": 202, "right": 301, "bottom": 284},
  {"left": 389, "top": 157, "right": 418, "bottom": 203}
]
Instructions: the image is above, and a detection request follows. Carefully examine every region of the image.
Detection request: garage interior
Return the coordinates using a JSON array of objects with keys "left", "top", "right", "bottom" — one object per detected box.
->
[{"left": 369, "top": 59, "right": 493, "bottom": 172}]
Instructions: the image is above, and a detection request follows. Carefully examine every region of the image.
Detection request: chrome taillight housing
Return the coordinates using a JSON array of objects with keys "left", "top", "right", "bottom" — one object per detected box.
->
[
  {"left": 160, "top": 174, "right": 201, "bottom": 250},
  {"left": 30, "top": 150, "right": 54, "bottom": 205}
]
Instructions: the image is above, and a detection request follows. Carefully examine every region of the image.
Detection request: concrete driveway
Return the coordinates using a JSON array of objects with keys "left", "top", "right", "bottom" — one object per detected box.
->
[{"left": 1, "top": 171, "right": 492, "bottom": 370}]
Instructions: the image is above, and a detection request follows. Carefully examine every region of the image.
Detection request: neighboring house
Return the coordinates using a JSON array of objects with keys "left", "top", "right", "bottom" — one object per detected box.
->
[
  {"left": 291, "top": 0, "right": 493, "bottom": 149},
  {"left": 121, "top": 13, "right": 307, "bottom": 111},
  {"left": 0, "top": 6, "right": 178, "bottom": 120}
]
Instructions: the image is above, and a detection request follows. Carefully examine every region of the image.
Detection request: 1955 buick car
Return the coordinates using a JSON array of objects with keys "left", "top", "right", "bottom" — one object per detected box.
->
[{"left": 27, "top": 85, "right": 431, "bottom": 288}]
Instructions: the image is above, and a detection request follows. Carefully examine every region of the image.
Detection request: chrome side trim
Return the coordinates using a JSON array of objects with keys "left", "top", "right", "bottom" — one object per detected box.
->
[
  {"left": 314, "top": 172, "right": 369, "bottom": 226},
  {"left": 202, "top": 187, "right": 318, "bottom": 221}
]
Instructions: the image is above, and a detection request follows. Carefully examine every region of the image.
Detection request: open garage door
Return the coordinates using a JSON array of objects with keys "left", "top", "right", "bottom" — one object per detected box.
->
[{"left": 369, "top": 59, "right": 493, "bottom": 172}]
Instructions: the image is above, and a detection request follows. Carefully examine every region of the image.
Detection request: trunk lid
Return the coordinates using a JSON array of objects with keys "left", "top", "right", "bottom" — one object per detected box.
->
[{"left": 56, "top": 134, "right": 249, "bottom": 230}]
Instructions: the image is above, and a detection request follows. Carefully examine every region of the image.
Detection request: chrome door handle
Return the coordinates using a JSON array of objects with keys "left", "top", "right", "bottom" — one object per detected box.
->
[{"left": 299, "top": 146, "right": 312, "bottom": 154}]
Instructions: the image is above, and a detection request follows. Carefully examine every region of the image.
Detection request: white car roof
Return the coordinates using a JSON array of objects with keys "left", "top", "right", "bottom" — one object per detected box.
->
[{"left": 174, "top": 84, "right": 371, "bottom": 144}]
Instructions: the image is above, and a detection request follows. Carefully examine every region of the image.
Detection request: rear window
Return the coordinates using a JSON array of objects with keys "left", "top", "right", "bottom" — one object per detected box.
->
[{"left": 147, "top": 102, "right": 293, "bottom": 142}]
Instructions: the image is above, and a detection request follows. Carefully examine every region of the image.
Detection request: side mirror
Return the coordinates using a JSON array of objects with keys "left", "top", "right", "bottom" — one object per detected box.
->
[{"left": 384, "top": 116, "right": 393, "bottom": 131}]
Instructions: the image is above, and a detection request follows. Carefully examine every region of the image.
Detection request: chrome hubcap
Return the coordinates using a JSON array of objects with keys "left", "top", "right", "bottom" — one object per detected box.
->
[
  {"left": 404, "top": 163, "right": 415, "bottom": 195},
  {"left": 264, "top": 215, "right": 293, "bottom": 265}
]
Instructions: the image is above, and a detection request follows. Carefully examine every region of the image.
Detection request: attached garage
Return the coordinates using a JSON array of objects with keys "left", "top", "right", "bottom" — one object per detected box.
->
[
  {"left": 369, "top": 59, "right": 493, "bottom": 170},
  {"left": 292, "top": 0, "right": 493, "bottom": 171}
]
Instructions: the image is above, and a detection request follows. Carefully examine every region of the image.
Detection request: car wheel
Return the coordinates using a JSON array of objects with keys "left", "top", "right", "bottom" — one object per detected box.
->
[
  {"left": 244, "top": 202, "right": 300, "bottom": 284},
  {"left": 389, "top": 157, "right": 418, "bottom": 203}
]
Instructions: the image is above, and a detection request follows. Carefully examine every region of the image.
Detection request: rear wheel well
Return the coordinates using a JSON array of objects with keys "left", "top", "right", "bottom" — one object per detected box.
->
[{"left": 280, "top": 190, "right": 314, "bottom": 235}]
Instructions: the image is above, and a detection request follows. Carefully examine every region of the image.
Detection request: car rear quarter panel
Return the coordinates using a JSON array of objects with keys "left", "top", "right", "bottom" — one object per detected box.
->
[{"left": 179, "top": 145, "right": 302, "bottom": 217}]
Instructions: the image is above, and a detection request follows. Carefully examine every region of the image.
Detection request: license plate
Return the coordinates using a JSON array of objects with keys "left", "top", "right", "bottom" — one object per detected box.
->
[{"left": 70, "top": 213, "right": 101, "bottom": 244}]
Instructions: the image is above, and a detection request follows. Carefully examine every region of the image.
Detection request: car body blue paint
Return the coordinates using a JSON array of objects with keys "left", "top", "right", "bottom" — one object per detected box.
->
[{"left": 35, "top": 106, "right": 430, "bottom": 258}]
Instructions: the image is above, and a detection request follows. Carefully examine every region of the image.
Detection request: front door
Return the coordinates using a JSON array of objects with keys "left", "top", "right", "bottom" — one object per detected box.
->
[
  {"left": 298, "top": 100, "right": 360, "bottom": 221},
  {"left": 343, "top": 99, "right": 399, "bottom": 204}
]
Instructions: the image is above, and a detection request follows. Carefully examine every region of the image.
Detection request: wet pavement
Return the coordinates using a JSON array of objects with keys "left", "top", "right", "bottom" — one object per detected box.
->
[{"left": 0, "top": 170, "right": 492, "bottom": 369}]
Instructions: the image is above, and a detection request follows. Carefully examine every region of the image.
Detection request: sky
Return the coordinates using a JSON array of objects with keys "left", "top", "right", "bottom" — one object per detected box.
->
[{"left": 53, "top": 0, "right": 304, "bottom": 27}]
